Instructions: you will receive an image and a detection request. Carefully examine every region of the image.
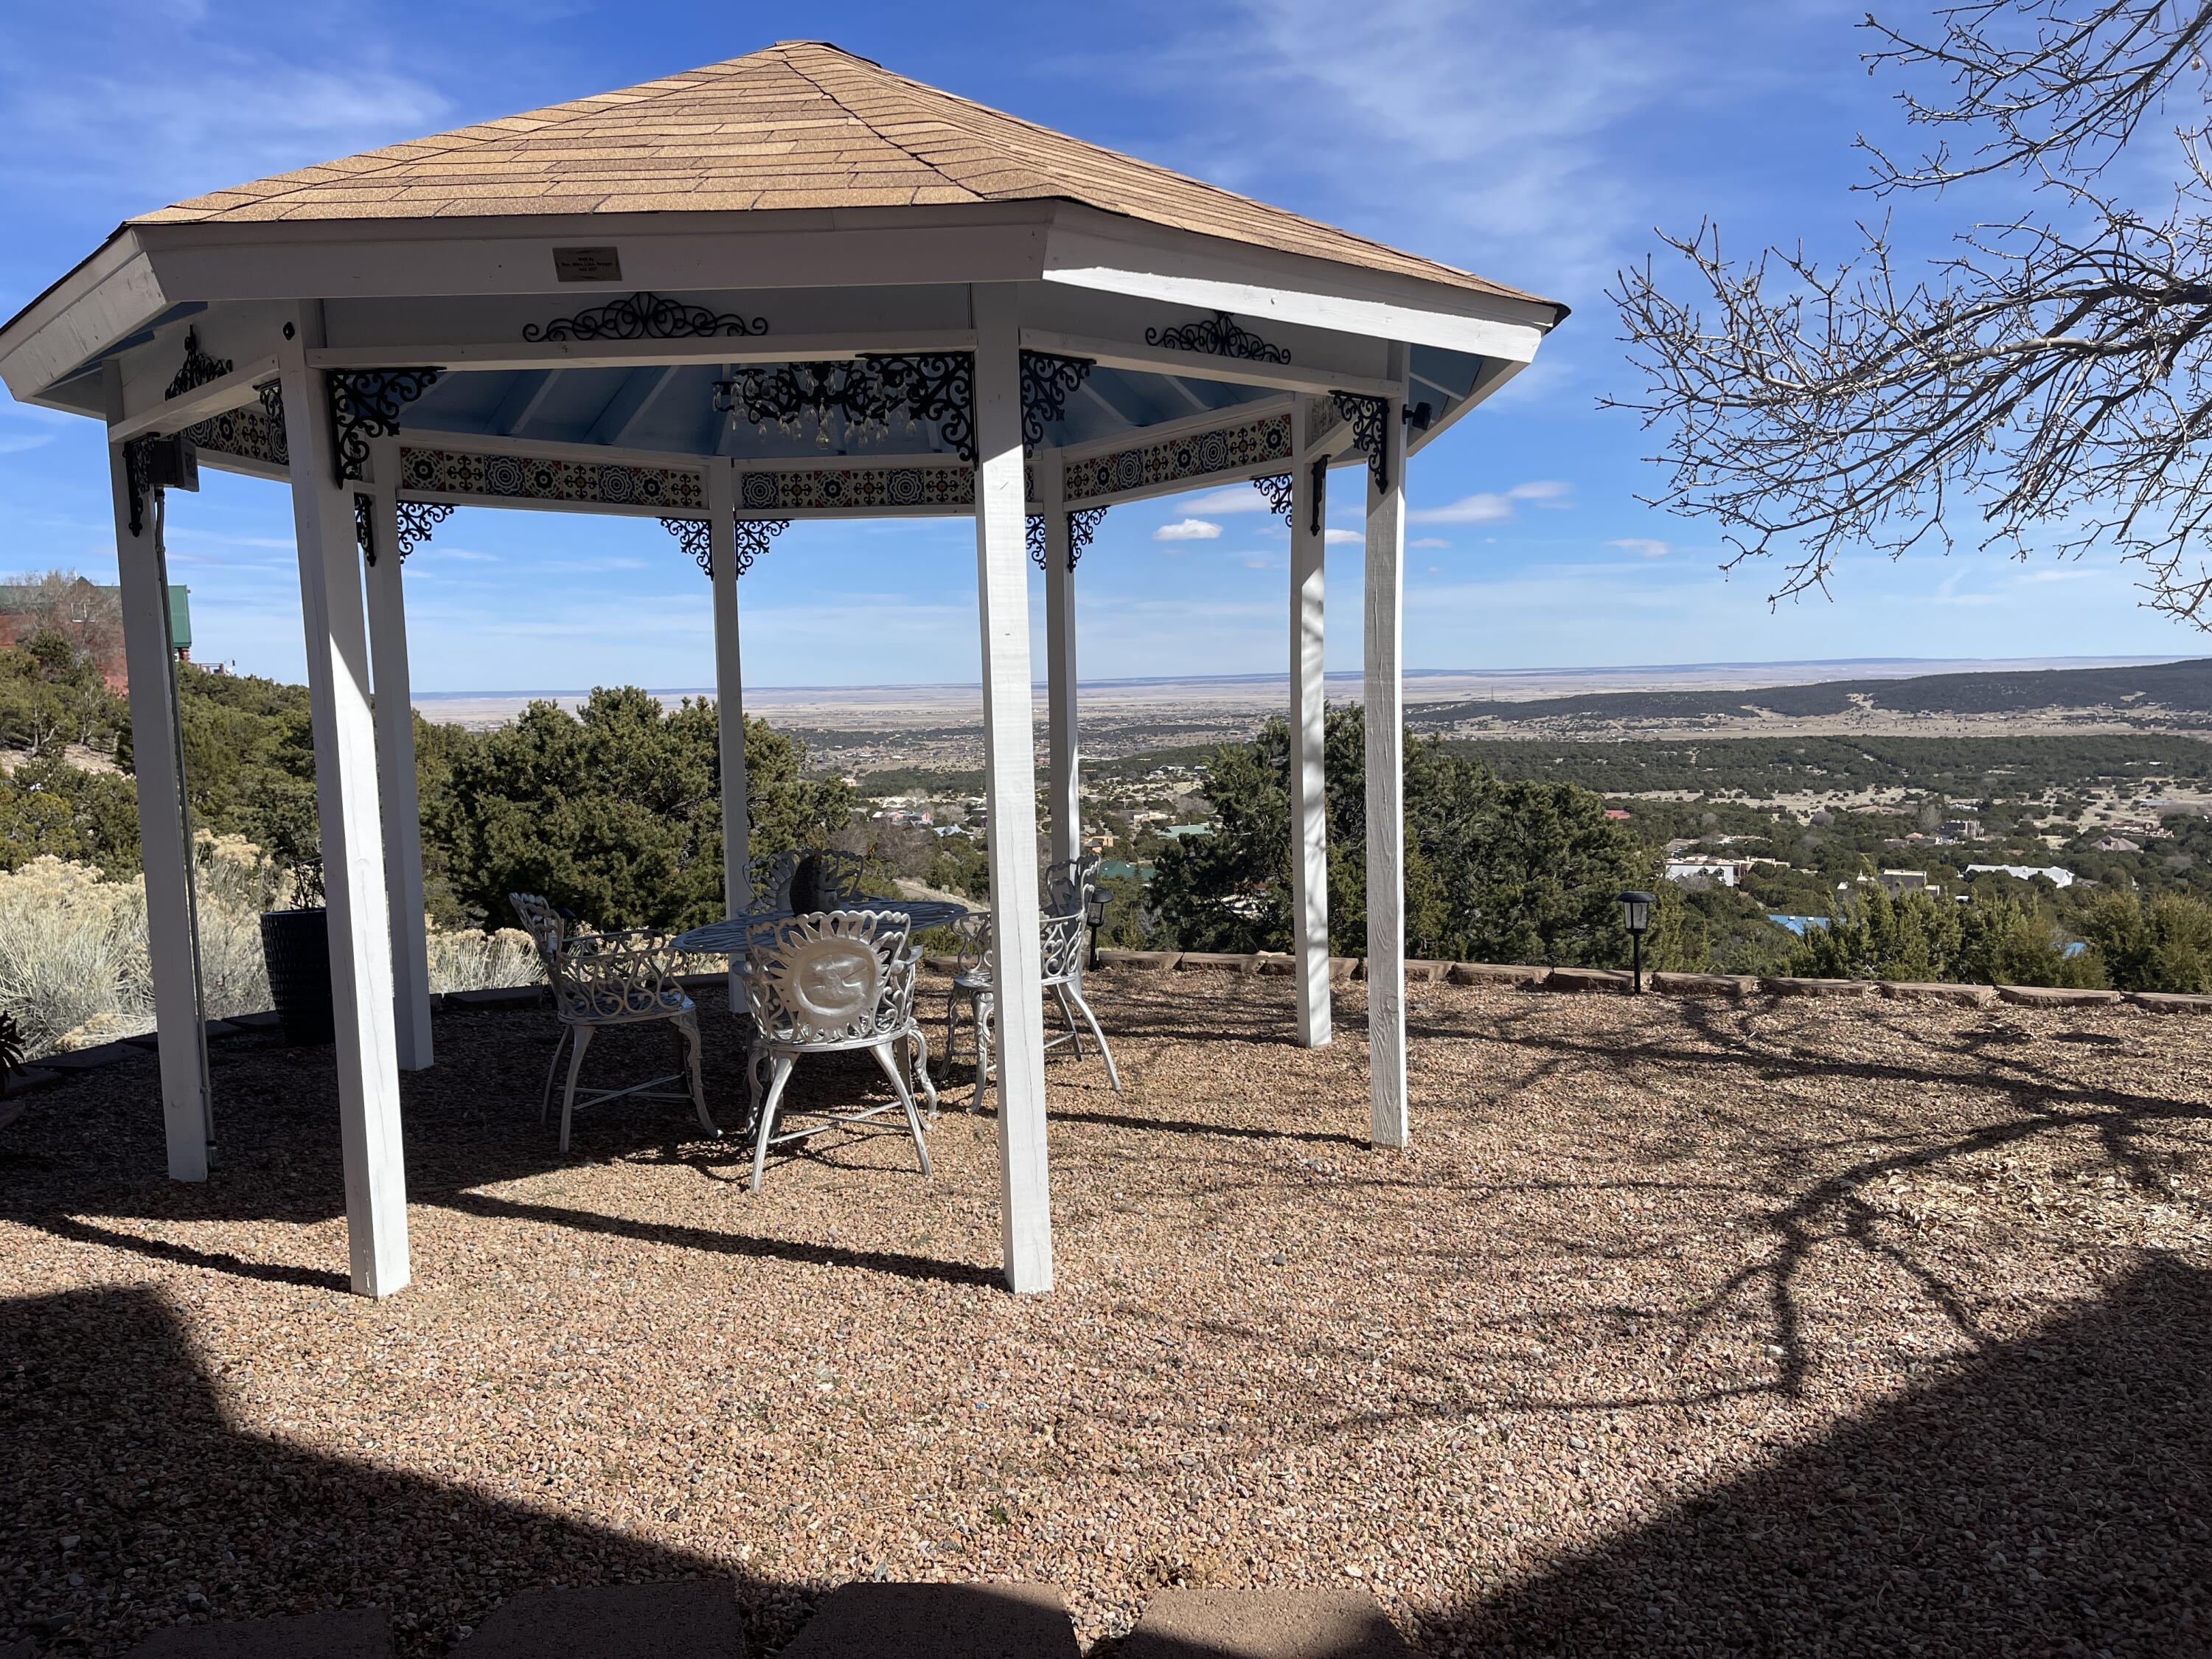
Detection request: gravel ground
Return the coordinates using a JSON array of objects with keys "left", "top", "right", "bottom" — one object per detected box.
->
[{"left": 4, "top": 973, "right": 2210, "bottom": 1658}]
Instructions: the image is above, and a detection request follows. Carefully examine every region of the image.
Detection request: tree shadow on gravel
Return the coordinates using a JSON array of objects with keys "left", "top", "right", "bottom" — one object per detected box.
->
[
  {"left": 1435, "top": 1253, "right": 2212, "bottom": 1658},
  {"left": 0, "top": 1285, "right": 800, "bottom": 1659}
]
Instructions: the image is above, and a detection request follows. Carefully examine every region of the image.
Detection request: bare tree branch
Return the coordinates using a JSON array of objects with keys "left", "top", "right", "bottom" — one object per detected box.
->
[{"left": 1613, "top": 1, "right": 2212, "bottom": 626}]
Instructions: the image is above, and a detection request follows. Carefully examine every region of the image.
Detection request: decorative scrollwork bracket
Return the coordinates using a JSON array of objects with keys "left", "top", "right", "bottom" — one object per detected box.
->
[
  {"left": 1309, "top": 456, "right": 1327, "bottom": 539},
  {"left": 732, "top": 518, "right": 789, "bottom": 578},
  {"left": 358, "top": 495, "right": 455, "bottom": 566},
  {"left": 1331, "top": 392, "right": 1392, "bottom": 494},
  {"left": 1144, "top": 311, "right": 1291, "bottom": 364},
  {"left": 1027, "top": 507, "right": 1109, "bottom": 573},
  {"left": 164, "top": 328, "right": 233, "bottom": 400},
  {"left": 524, "top": 292, "right": 766, "bottom": 343},
  {"left": 659, "top": 517, "right": 714, "bottom": 577},
  {"left": 1018, "top": 351, "right": 1093, "bottom": 453},
  {"left": 1251, "top": 473, "right": 1294, "bottom": 518},
  {"left": 330, "top": 368, "right": 440, "bottom": 483}
]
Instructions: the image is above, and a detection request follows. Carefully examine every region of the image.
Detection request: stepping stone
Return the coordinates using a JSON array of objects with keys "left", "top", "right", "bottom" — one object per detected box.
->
[
  {"left": 1119, "top": 1590, "right": 1411, "bottom": 1659},
  {"left": 125, "top": 1608, "right": 394, "bottom": 1658},
  {"left": 461, "top": 1581, "right": 742, "bottom": 1659},
  {"left": 778, "top": 1582, "right": 1077, "bottom": 1659}
]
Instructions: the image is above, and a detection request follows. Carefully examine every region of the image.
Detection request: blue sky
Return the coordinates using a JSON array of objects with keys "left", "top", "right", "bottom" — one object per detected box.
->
[{"left": 0, "top": 0, "right": 2202, "bottom": 691}]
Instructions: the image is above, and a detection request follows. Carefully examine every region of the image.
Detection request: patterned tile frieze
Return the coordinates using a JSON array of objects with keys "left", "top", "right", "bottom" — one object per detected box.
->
[
  {"left": 1065, "top": 412, "right": 1293, "bottom": 504},
  {"left": 183, "top": 407, "right": 289, "bottom": 470},
  {"left": 737, "top": 465, "right": 974, "bottom": 512},
  {"left": 397, "top": 447, "right": 704, "bottom": 512}
]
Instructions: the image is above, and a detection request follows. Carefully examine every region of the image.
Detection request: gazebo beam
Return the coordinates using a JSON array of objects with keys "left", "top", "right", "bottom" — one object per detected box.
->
[
  {"left": 1363, "top": 349, "right": 1411, "bottom": 1150},
  {"left": 1042, "top": 455, "right": 1079, "bottom": 866},
  {"left": 973, "top": 283, "right": 1054, "bottom": 1294},
  {"left": 364, "top": 472, "right": 434, "bottom": 1071},
  {"left": 104, "top": 363, "right": 211, "bottom": 1182},
  {"left": 707, "top": 462, "right": 751, "bottom": 932},
  {"left": 1290, "top": 426, "right": 1331, "bottom": 1050},
  {"left": 275, "top": 319, "right": 410, "bottom": 1297}
]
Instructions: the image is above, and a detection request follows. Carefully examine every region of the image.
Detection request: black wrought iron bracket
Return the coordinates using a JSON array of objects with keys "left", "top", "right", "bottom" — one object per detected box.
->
[
  {"left": 330, "top": 368, "right": 441, "bottom": 483},
  {"left": 258, "top": 380, "right": 285, "bottom": 425},
  {"left": 1252, "top": 473, "right": 1294, "bottom": 518},
  {"left": 659, "top": 517, "right": 713, "bottom": 577},
  {"left": 1018, "top": 351, "right": 1093, "bottom": 452},
  {"left": 1331, "top": 392, "right": 1391, "bottom": 493},
  {"left": 1027, "top": 507, "right": 1109, "bottom": 573},
  {"left": 358, "top": 496, "right": 455, "bottom": 566},
  {"left": 164, "top": 328, "right": 234, "bottom": 400},
  {"left": 524, "top": 291, "right": 766, "bottom": 343},
  {"left": 865, "top": 352, "right": 976, "bottom": 465},
  {"left": 1309, "top": 456, "right": 1327, "bottom": 539},
  {"left": 1145, "top": 311, "right": 1290, "bottom": 364},
  {"left": 732, "top": 518, "right": 789, "bottom": 578},
  {"left": 123, "top": 436, "right": 156, "bottom": 538}
]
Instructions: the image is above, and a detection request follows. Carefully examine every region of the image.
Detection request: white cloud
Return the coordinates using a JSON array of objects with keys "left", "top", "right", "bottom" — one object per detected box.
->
[
  {"left": 1410, "top": 537, "right": 1450, "bottom": 549},
  {"left": 1410, "top": 479, "right": 1574, "bottom": 525},
  {"left": 1153, "top": 518, "right": 1223, "bottom": 541},
  {"left": 1181, "top": 485, "right": 1279, "bottom": 515},
  {"left": 1607, "top": 537, "right": 1670, "bottom": 559},
  {"left": 1324, "top": 527, "right": 1363, "bottom": 546}
]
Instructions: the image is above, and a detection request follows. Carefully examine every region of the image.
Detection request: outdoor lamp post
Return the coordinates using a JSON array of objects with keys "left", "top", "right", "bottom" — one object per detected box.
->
[
  {"left": 1618, "top": 889, "right": 1655, "bottom": 993},
  {"left": 1085, "top": 886, "right": 1108, "bottom": 973}
]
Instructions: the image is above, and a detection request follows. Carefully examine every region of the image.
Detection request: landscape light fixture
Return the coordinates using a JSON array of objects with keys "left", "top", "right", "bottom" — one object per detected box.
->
[
  {"left": 1618, "top": 889, "right": 1655, "bottom": 993},
  {"left": 1085, "top": 886, "right": 1108, "bottom": 973}
]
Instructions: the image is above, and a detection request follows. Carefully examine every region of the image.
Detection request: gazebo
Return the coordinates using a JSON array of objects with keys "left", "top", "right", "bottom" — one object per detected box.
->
[{"left": 0, "top": 42, "right": 1564, "bottom": 1298}]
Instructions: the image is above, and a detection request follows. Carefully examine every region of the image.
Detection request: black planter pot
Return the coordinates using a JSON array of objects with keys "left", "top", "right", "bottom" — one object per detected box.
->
[{"left": 260, "top": 907, "right": 335, "bottom": 1046}]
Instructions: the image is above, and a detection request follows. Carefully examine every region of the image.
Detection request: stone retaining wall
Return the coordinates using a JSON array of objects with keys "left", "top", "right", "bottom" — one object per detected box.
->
[{"left": 1091, "top": 949, "right": 2212, "bottom": 1015}]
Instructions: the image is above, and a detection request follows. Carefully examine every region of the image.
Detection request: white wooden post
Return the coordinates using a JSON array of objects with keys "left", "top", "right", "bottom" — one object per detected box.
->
[
  {"left": 364, "top": 476, "right": 433, "bottom": 1071},
  {"left": 105, "top": 365, "right": 209, "bottom": 1181},
  {"left": 1364, "top": 351, "right": 1411, "bottom": 1149},
  {"left": 1042, "top": 453, "right": 1079, "bottom": 866},
  {"left": 276, "top": 321, "right": 410, "bottom": 1296},
  {"left": 709, "top": 463, "right": 750, "bottom": 921},
  {"left": 1290, "top": 434, "right": 1332, "bottom": 1048},
  {"left": 973, "top": 283, "right": 1054, "bottom": 1294}
]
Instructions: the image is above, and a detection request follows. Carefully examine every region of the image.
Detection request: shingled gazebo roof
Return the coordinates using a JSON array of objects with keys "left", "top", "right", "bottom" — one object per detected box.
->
[{"left": 130, "top": 41, "right": 1554, "bottom": 310}]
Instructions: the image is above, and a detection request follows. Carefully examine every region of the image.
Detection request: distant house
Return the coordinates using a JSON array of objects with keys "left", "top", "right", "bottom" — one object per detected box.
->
[
  {"left": 1161, "top": 823, "right": 1214, "bottom": 841},
  {"left": 2093, "top": 835, "right": 2142, "bottom": 853},
  {"left": 0, "top": 580, "right": 192, "bottom": 689},
  {"left": 1603, "top": 808, "right": 1631, "bottom": 821},
  {"left": 1938, "top": 818, "right": 1984, "bottom": 842},
  {"left": 1876, "top": 869, "right": 1931, "bottom": 897},
  {"left": 1665, "top": 855, "right": 1749, "bottom": 888},
  {"left": 1965, "top": 863, "right": 2076, "bottom": 888}
]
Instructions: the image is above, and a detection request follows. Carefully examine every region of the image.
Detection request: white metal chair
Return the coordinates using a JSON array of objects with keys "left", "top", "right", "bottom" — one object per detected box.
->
[
  {"left": 941, "top": 899, "right": 1121, "bottom": 1108},
  {"left": 510, "top": 894, "right": 717, "bottom": 1154},
  {"left": 735, "top": 908, "right": 938, "bottom": 1192},
  {"left": 746, "top": 848, "right": 871, "bottom": 912}
]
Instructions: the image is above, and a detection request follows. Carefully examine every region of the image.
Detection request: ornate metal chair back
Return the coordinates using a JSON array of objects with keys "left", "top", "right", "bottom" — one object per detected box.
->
[
  {"left": 1043, "top": 853, "right": 1102, "bottom": 915},
  {"left": 746, "top": 849, "right": 872, "bottom": 912},
  {"left": 509, "top": 892, "right": 687, "bottom": 1025},
  {"left": 741, "top": 908, "right": 917, "bottom": 1047}
]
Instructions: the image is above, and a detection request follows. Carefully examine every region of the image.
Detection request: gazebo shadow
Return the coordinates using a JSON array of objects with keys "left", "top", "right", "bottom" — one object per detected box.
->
[
  {"left": 1, "top": 1284, "right": 758, "bottom": 1658},
  {"left": 1431, "top": 1252, "right": 2212, "bottom": 1656}
]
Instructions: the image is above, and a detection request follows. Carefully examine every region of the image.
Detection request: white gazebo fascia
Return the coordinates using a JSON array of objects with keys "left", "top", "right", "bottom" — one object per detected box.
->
[{"left": 0, "top": 76, "right": 1562, "bottom": 1300}]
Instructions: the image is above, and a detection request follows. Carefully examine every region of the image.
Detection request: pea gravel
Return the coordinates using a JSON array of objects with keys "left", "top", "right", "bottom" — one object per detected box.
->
[{"left": 4, "top": 974, "right": 2208, "bottom": 1658}]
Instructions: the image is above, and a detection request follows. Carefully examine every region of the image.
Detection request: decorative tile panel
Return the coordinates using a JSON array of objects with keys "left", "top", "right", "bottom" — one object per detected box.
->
[
  {"left": 398, "top": 447, "right": 704, "bottom": 512},
  {"left": 738, "top": 465, "right": 974, "bottom": 512},
  {"left": 1065, "top": 412, "right": 1293, "bottom": 504},
  {"left": 183, "top": 408, "right": 289, "bottom": 469}
]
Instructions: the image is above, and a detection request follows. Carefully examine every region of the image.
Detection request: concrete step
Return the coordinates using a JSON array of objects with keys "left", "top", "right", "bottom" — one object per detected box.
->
[
  {"left": 125, "top": 1607, "right": 394, "bottom": 1658},
  {"left": 777, "top": 1582, "right": 1078, "bottom": 1659},
  {"left": 461, "top": 1580, "right": 743, "bottom": 1658},
  {"left": 1116, "top": 1590, "right": 1411, "bottom": 1659}
]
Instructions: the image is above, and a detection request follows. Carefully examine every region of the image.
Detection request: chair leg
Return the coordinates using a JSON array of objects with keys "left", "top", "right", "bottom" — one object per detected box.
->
[
  {"left": 540, "top": 1024, "right": 571, "bottom": 1124},
  {"left": 908, "top": 1026, "right": 939, "bottom": 1118},
  {"left": 677, "top": 1010, "right": 716, "bottom": 1138},
  {"left": 867, "top": 1042, "right": 932, "bottom": 1179},
  {"left": 558, "top": 1023, "right": 595, "bottom": 1152},
  {"left": 1053, "top": 981, "right": 1084, "bottom": 1057},
  {"left": 750, "top": 1055, "right": 796, "bottom": 1192},
  {"left": 1069, "top": 984, "right": 1121, "bottom": 1092},
  {"left": 942, "top": 991, "right": 961, "bottom": 1095},
  {"left": 976, "top": 992, "right": 997, "bottom": 1115}
]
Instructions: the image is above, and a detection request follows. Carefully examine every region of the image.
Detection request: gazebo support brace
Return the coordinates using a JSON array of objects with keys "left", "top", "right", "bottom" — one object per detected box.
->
[
  {"left": 1289, "top": 425, "right": 1331, "bottom": 1049},
  {"left": 365, "top": 479, "right": 434, "bottom": 1071},
  {"left": 1043, "top": 454, "right": 1080, "bottom": 866},
  {"left": 276, "top": 321, "right": 411, "bottom": 1296},
  {"left": 973, "top": 284, "right": 1055, "bottom": 1293},
  {"left": 105, "top": 363, "right": 211, "bottom": 1181},
  {"left": 1364, "top": 348, "right": 1411, "bottom": 1149},
  {"left": 709, "top": 463, "right": 751, "bottom": 975}
]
